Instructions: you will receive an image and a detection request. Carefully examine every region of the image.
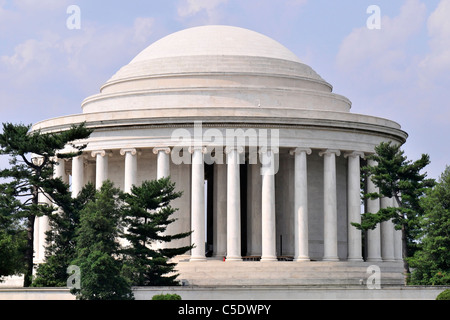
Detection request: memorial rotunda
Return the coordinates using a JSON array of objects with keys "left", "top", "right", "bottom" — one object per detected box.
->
[{"left": 32, "top": 25, "right": 407, "bottom": 286}]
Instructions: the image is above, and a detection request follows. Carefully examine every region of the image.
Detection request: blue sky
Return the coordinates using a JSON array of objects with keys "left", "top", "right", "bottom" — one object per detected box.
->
[{"left": 0, "top": 0, "right": 449, "bottom": 180}]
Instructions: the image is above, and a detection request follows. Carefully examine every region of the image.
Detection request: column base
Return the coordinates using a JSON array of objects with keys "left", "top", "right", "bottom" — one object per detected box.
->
[
  {"left": 322, "top": 257, "right": 340, "bottom": 262},
  {"left": 260, "top": 256, "right": 277, "bottom": 262},
  {"left": 225, "top": 256, "right": 243, "bottom": 262},
  {"left": 294, "top": 256, "right": 310, "bottom": 262},
  {"left": 347, "top": 258, "right": 364, "bottom": 262},
  {"left": 189, "top": 256, "right": 207, "bottom": 262}
]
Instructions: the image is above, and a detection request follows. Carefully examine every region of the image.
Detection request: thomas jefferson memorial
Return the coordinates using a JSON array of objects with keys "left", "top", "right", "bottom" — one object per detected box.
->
[{"left": 32, "top": 25, "right": 408, "bottom": 286}]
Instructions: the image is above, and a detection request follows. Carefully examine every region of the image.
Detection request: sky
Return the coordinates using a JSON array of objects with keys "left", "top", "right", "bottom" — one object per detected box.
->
[{"left": 0, "top": 0, "right": 449, "bottom": 180}]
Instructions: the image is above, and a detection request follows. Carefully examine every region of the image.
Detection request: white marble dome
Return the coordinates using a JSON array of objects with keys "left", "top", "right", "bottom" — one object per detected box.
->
[{"left": 82, "top": 25, "right": 351, "bottom": 115}]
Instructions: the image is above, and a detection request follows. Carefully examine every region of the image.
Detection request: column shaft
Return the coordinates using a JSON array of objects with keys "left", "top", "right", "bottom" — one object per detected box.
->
[
  {"left": 320, "top": 149, "right": 340, "bottom": 261},
  {"left": 92, "top": 150, "right": 110, "bottom": 190},
  {"left": 54, "top": 158, "right": 68, "bottom": 184},
  {"left": 291, "top": 148, "right": 311, "bottom": 262},
  {"left": 226, "top": 147, "right": 242, "bottom": 261},
  {"left": 71, "top": 155, "right": 84, "bottom": 197},
  {"left": 154, "top": 147, "right": 171, "bottom": 179},
  {"left": 381, "top": 197, "right": 396, "bottom": 261},
  {"left": 213, "top": 163, "right": 227, "bottom": 257},
  {"left": 260, "top": 149, "right": 277, "bottom": 262},
  {"left": 121, "top": 149, "right": 137, "bottom": 194},
  {"left": 190, "top": 147, "right": 206, "bottom": 261},
  {"left": 366, "top": 160, "right": 382, "bottom": 262},
  {"left": 393, "top": 197, "right": 403, "bottom": 261},
  {"left": 346, "top": 152, "right": 364, "bottom": 261}
]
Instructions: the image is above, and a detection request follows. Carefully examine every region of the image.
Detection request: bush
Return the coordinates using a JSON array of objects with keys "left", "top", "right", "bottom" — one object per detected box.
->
[
  {"left": 436, "top": 289, "right": 450, "bottom": 300},
  {"left": 152, "top": 293, "right": 182, "bottom": 300}
]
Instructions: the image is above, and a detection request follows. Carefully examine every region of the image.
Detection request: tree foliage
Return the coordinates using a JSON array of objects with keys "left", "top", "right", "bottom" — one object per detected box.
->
[
  {"left": 122, "top": 178, "right": 193, "bottom": 286},
  {"left": 0, "top": 122, "right": 92, "bottom": 286},
  {"left": 409, "top": 166, "right": 450, "bottom": 285},
  {"left": 352, "top": 142, "right": 435, "bottom": 276},
  {"left": 71, "top": 181, "right": 133, "bottom": 300},
  {"left": 32, "top": 183, "right": 96, "bottom": 287}
]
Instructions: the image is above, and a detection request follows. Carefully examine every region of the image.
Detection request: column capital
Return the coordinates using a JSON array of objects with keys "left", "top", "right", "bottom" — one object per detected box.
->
[
  {"left": 224, "top": 145, "right": 245, "bottom": 154},
  {"left": 153, "top": 147, "right": 171, "bottom": 155},
  {"left": 344, "top": 151, "right": 365, "bottom": 159},
  {"left": 188, "top": 146, "right": 207, "bottom": 154},
  {"left": 91, "top": 150, "right": 112, "bottom": 158},
  {"left": 258, "top": 146, "right": 279, "bottom": 154},
  {"left": 120, "top": 148, "right": 137, "bottom": 156},
  {"left": 289, "top": 147, "right": 312, "bottom": 156},
  {"left": 319, "top": 149, "right": 341, "bottom": 157}
]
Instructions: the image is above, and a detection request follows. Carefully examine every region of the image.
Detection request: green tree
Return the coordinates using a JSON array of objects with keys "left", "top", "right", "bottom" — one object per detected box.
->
[
  {"left": 0, "top": 122, "right": 92, "bottom": 287},
  {"left": 0, "top": 183, "right": 27, "bottom": 281},
  {"left": 409, "top": 166, "right": 450, "bottom": 285},
  {"left": 122, "top": 178, "right": 193, "bottom": 286},
  {"left": 71, "top": 181, "right": 133, "bottom": 300},
  {"left": 353, "top": 142, "right": 435, "bottom": 278},
  {"left": 32, "top": 183, "right": 96, "bottom": 287}
]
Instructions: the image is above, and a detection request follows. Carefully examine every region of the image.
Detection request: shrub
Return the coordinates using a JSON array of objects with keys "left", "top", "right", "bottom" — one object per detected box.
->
[
  {"left": 152, "top": 293, "right": 182, "bottom": 300},
  {"left": 436, "top": 289, "right": 450, "bottom": 300}
]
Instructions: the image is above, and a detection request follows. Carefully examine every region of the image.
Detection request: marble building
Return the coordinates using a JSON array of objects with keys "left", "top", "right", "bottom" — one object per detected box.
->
[{"left": 32, "top": 25, "right": 407, "bottom": 285}]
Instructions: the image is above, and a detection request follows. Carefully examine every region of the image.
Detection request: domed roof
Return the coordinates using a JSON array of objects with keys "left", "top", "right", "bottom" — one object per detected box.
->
[
  {"left": 33, "top": 25, "right": 407, "bottom": 149},
  {"left": 83, "top": 25, "right": 350, "bottom": 115},
  {"left": 130, "top": 25, "right": 302, "bottom": 64}
]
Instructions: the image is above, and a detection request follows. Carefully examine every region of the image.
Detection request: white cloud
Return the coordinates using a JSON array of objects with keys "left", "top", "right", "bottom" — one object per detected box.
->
[
  {"left": 419, "top": 0, "right": 450, "bottom": 77},
  {"left": 132, "top": 17, "right": 156, "bottom": 44},
  {"left": 177, "top": 0, "right": 228, "bottom": 23},
  {"left": 336, "top": 0, "right": 427, "bottom": 84},
  {"left": 0, "top": 14, "right": 159, "bottom": 121},
  {"left": 11, "top": 0, "right": 71, "bottom": 11}
]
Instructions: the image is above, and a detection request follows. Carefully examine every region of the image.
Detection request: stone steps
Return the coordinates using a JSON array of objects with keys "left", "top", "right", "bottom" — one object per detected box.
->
[{"left": 173, "top": 260, "right": 405, "bottom": 286}]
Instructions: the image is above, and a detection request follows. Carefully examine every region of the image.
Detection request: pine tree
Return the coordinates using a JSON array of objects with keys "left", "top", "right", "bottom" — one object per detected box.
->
[
  {"left": 122, "top": 178, "right": 193, "bottom": 286},
  {"left": 409, "top": 166, "right": 450, "bottom": 285},
  {"left": 71, "top": 181, "right": 133, "bottom": 300},
  {"left": 352, "top": 142, "right": 435, "bottom": 279},
  {"left": 32, "top": 183, "right": 96, "bottom": 287},
  {"left": 0, "top": 122, "right": 92, "bottom": 287}
]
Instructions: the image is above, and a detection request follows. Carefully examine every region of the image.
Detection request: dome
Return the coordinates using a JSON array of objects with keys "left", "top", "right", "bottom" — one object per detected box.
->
[
  {"left": 129, "top": 25, "right": 302, "bottom": 63},
  {"left": 32, "top": 24, "right": 407, "bottom": 157},
  {"left": 82, "top": 25, "right": 350, "bottom": 114}
]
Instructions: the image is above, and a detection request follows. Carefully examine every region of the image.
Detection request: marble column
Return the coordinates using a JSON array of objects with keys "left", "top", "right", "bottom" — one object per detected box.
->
[
  {"left": 345, "top": 151, "right": 365, "bottom": 262},
  {"left": 153, "top": 147, "right": 171, "bottom": 179},
  {"left": 189, "top": 146, "right": 207, "bottom": 261},
  {"left": 247, "top": 162, "right": 262, "bottom": 256},
  {"left": 319, "top": 149, "right": 341, "bottom": 261},
  {"left": 393, "top": 196, "right": 403, "bottom": 261},
  {"left": 71, "top": 155, "right": 84, "bottom": 197},
  {"left": 366, "top": 159, "right": 382, "bottom": 262},
  {"left": 120, "top": 148, "right": 137, "bottom": 194},
  {"left": 54, "top": 158, "right": 69, "bottom": 184},
  {"left": 260, "top": 148, "right": 278, "bottom": 262},
  {"left": 153, "top": 147, "right": 172, "bottom": 250},
  {"left": 92, "top": 150, "right": 111, "bottom": 189},
  {"left": 34, "top": 191, "right": 50, "bottom": 263},
  {"left": 290, "top": 148, "right": 312, "bottom": 262},
  {"left": 381, "top": 197, "right": 396, "bottom": 262},
  {"left": 32, "top": 156, "right": 49, "bottom": 264},
  {"left": 213, "top": 162, "right": 227, "bottom": 257},
  {"left": 225, "top": 146, "right": 243, "bottom": 261}
]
